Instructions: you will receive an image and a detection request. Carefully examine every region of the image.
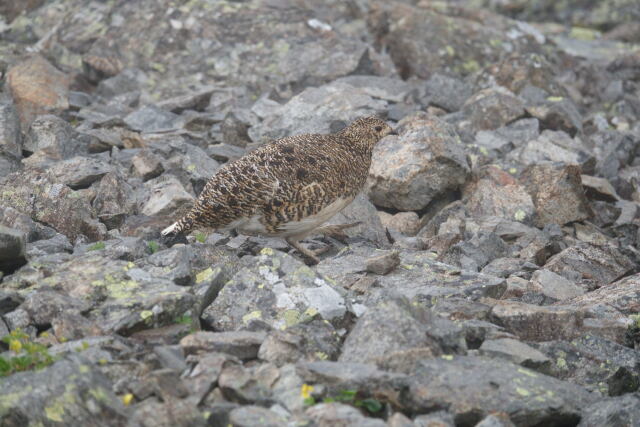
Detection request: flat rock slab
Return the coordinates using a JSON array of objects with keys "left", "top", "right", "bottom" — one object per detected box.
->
[
  {"left": 3, "top": 253, "right": 195, "bottom": 335},
  {"left": 0, "top": 355, "right": 127, "bottom": 425},
  {"left": 202, "top": 249, "right": 347, "bottom": 331},
  {"left": 403, "top": 356, "right": 595, "bottom": 427},
  {"left": 180, "top": 331, "right": 266, "bottom": 361},
  {"left": 316, "top": 245, "right": 506, "bottom": 308},
  {"left": 0, "top": 225, "right": 27, "bottom": 274}
]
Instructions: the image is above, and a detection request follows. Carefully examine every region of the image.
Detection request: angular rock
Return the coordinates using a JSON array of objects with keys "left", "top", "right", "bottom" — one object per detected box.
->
[
  {"left": 439, "top": 232, "right": 509, "bottom": 272},
  {"left": 93, "top": 172, "right": 137, "bottom": 230},
  {"left": 479, "top": 338, "right": 552, "bottom": 374},
  {"left": 487, "top": 299, "right": 585, "bottom": 342},
  {"left": 0, "top": 355, "right": 127, "bottom": 426},
  {"left": 324, "top": 193, "right": 389, "bottom": 247},
  {"left": 535, "top": 335, "right": 640, "bottom": 396},
  {"left": 202, "top": 249, "right": 347, "bottom": 331},
  {"left": 180, "top": 331, "right": 266, "bottom": 361},
  {"left": 305, "top": 403, "right": 385, "bottom": 427},
  {"left": 528, "top": 269, "right": 585, "bottom": 303},
  {"left": 544, "top": 243, "right": 634, "bottom": 290},
  {"left": 0, "top": 225, "right": 27, "bottom": 274},
  {"left": 2, "top": 253, "right": 195, "bottom": 335},
  {"left": 124, "top": 105, "right": 183, "bottom": 133},
  {"left": 367, "top": 2, "right": 539, "bottom": 79},
  {"left": 526, "top": 96, "right": 582, "bottom": 136},
  {"left": 24, "top": 115, "right": 84, "bottom": 160},
  {"left": 0, "top": 170, "right": 107, "bottom": 242},
  {"left": 568, "top": 273, "right": 640, "bottom": 317},
  {"left": 508, "top": 130, "right": 595, "bottom": 171},
  {"left": 462, "top": 87, "right": 525, "bottom": 131},
  {"left": 21, "top": 288, "right": 91, "bottom": 328},
  {"left": 378, "top": 211, "right": 421, "bottom": 237},
  {"left": 249, "top": 80, "right": 388, "bottom": 143},
  {"left": 0, "top": 100, "right": 22, "bottom": 159},
  {"left": 368, "top": 113, "right": 470, "bottom": 211},
  {"left": 404, "top": 356, "right": 594, "bottom": 426},
  {"left": 258, "top": 320, "right": 341, "bottom": 366},
  {"left": 132, "top": 149, "right": 164, "bottom": 181},
  {"left": 578, "top": 394, "right": 640, "bottom": 427},
  {"left": 317, "top": 246, "right": 506, "bottom": 307},
  {"left": 340, "top": 297, "right": 466, "bottom": 366},
  {"left": 141, "top": 175, "right": 194, "bottom": 217},
  {"left": 365, "top": 251, "right": 400, "bottom": 275},
  {"left": 463, "top": 165, "right": 535, "bottom": 223},
  {"left": 46, "top": 156, "right": 112, "bottom": 189},
  {"left": 229, "top": 406, "right": 287, "bottom": 427},
  {"left": 520, "top": 162, "right": 592, "bottom": 227},
  {"left": 6, "top": 54, "right": 70, "bottom": 131},
  {"left": 421, "top": 73, "right": 472, "bottom": 112}
]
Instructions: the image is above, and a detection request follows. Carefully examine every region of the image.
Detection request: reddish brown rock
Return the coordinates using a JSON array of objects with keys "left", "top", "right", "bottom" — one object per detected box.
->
[{"left": 6, "top": 55, "right": 70, "bottom": 131}]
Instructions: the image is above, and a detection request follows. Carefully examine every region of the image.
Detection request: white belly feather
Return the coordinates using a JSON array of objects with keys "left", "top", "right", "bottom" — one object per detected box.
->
[{"left": 228, "top": 196, "right": 353, "bottom": 238}]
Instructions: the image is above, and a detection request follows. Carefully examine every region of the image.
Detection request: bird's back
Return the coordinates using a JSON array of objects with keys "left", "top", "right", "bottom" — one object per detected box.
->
[{"left": 187, "top": 131, "right": 373, "bottom": 235}]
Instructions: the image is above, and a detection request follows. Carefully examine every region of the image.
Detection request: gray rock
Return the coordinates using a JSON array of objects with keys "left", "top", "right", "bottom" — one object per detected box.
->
[
  {"left": 73, "top": 237, "right": 148, "bottom": 261},
  {"left": 0, "top": 355, "right": 128, "bottom": 426},
  {"left": 421, "top": 73, "right": 472, "bottom": 112},
  {"left": 132, "top": 149, "right": 164, "bottom": 181},
  {"left": 479, "top": 338, "right": 552, "bottom": 374},
  {"left": 578, "top": 393, "right": 640, "bottom": 427},
  {"left": 218, "top": 361, "right": 278, "bottom": 405},
  {"left": 0, "top": 290, "right": 24, "bottom": 316},
  {"left": 528, "top": 269, "right": 585, "bottom": 302},
  {"left": 508, "top": 130, "right": 595, "bottom": 171},
  {"left": 202, "top": 249, "right": 347, "bottom": 331},
  {"left": 526, "top": 97, "right": 582, "bottom": 136},
  {"left": 475, "top": 413, "right": 516, "bottom": 427},
  {"left": 365, "top": 251, "right": 400, "bottom": 275},
  {"left": 127, "top": 397, "right": 205, "bottom": 427},
  {"left": 534, "top": 335, "right": 639, "bottom": 396},
  {"left": 414, "top": 411, "right": 456, "bottom": 427},
  {"left": 368, "top": 1, "right": 539, "bottom": 80},
  {"left": 520, "top": 162, "right": 592, "bottom": 228},
  {"left": 333, "top": 75, "right": 414, "bottom": 103},
  {"left": 305, "top": 403, "right": 386, "bottom": 427},
  {"left": 0, "top": 100, "right": 22, "bottom": 158},
  {"left": 258, "top": 319, "right": 341, "bottom": 367},
  {"left": 93, "top": 172, "right": 137, "bottom": 230},
  {"left": 462, "top": 165, "right": 535, "bottom": 224},
  {"left": 462, "top": 87, "right": 525, "bottom": 131},
  {"left": 544, "top": 243, "right": 634, "bottom": 290},
  {"left": 21, "top": 288, "right": 91, "bottom": 327},
  {"left": 440, "top": 232, "right": 509, "bottom": 272},
  {"left": 404, "top": 356, "right": 594, "bottom": 426},
  {"left": 324, "top": 193, "right": 389, "bottom": 247},
  {"left": 249, "top": 80, "right": 388, "bottom": 143},
  {"left": 488, "top": 299, "right": 585, "bottom": 342},
  {"left": 46, "top": 155, "right": 112, "bottom": 189},
  {"left": 141, "top": 175, "right": 194, "bottom": 217},
  {"left": 591, "top": 130, "right": 639, "bottom": 180},
  {"left": 568, "top": 273, "right": 640, "bottom": 317},
  {"left": 228, "top": 406, "right": 287, "bottom": 427},
  {"left": 317, "top": 246, "right": 506, "bottom": 307},
  {"left": 123, "top": 104, "right": 183, "bottom": 133},
  {"left": 0, "top": 225, "right": 27, "bottom": 273},
  {"left": 368, "top": 113, "right": 470, "bottom": 211},
  {"left": 297, "top": 360, "right": 407, "bottom": 391},
  {"left": 24, "top": 114, "right": 83, "bottom": 159},
  {"left": 339, "top": 297, "right": 466, "bottom": 366},
  {"left": 180, "top": 331, "right": 266, "bottom": 360},
  {"left": 0, "top": 169, "right": 107, "bottom": 242},
  {"left": 2, "top": 253, "right": 195, "bottom": 335}
]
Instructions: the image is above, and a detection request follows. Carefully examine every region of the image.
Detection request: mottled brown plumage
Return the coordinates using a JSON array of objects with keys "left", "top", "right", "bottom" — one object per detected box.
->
[{"left": 162, "top": 116, "right": 394, "bottom": 262}]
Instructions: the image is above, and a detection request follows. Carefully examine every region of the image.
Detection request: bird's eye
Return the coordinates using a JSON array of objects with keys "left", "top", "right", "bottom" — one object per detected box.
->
[{"left": 374, "top": 126, "right": 383, "bottom": 132}]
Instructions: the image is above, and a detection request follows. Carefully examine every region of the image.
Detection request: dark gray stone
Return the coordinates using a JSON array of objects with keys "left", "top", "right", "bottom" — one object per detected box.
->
[
  {"left": 124, "top": 105, "right": 183, "bottom": 133},
  {"left": 404, "top": 356, "right": 594, "bottom": 427},
  {"left": 339, "top": 297, "right": 466, "bottom": 366},
  {"left": 0, "top": 225, "right": 27, "bottom": 273},
  {"left": 578, "top": 393, "right": 640, "bottom": 427},
  {"left": 421, "top": 73, "right": 472, "bottom": 112},
  {"left": 180, "top": 331, "right": 266, "bottom": 361}
]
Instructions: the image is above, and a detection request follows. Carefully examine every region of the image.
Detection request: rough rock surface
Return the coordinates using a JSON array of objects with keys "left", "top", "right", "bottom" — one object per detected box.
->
[{"left": 0, "top": 0, "right": 639, "bottom": 425}]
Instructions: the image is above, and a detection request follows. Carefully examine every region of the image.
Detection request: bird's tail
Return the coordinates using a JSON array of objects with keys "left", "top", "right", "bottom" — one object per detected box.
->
[{"left": 161, "top": 214, "right": 195, "bottom": 237}]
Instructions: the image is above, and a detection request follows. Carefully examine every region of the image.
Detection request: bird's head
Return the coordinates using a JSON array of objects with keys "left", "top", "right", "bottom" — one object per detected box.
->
[{"left": 340, "top": 116, "right": 397, "bottom": 149}]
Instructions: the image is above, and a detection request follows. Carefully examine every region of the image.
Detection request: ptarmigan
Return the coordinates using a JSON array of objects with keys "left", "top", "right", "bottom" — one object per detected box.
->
[{"left": 161, "top": 116, "right": 395, "bottom": 264}]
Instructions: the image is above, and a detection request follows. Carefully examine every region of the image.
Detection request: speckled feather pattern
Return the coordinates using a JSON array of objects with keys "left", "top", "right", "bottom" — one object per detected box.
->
[{"left": 164, "top": 117, "right": 393, "bottom": 238}]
